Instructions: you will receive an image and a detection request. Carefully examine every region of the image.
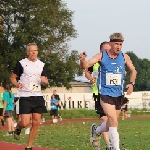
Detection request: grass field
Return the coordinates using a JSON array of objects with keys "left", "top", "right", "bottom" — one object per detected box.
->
[{"left": 1, "top": 117, "right": 150, "bottom": 150}]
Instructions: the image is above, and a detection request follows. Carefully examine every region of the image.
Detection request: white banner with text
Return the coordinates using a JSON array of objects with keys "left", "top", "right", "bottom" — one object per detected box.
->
[{"left": 43, "top": 91, "right": 150, "bottom": 110}]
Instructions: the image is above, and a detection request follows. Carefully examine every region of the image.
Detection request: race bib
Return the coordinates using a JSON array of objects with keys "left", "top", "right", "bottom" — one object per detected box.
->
[
  {"left": 29, "top": 82, "right": 41, "bottom": 91},
  {"left": 93, "top": 71, "right": 99, "bottom": 78},
  {"left": 106, "top": 73, "right": 122, "bottom": 85}
]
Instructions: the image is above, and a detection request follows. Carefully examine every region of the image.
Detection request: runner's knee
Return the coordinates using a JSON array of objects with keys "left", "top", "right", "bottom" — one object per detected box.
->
[{"left": 108, "top": 117, "right": 118, "bottom": 127}]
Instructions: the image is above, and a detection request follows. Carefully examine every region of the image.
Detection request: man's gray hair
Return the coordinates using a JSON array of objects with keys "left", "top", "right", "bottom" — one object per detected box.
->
[
  {"left": 109, "top": 33, "right": 124, "bottom": 42},
  {"left": 26, "top": 43, "right": 37, "bottom": 51}
]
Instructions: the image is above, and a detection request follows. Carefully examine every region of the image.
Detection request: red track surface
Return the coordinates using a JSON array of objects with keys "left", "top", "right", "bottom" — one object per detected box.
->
[{"left": 0, "top": 116, "right": 150, "bottom": 150}]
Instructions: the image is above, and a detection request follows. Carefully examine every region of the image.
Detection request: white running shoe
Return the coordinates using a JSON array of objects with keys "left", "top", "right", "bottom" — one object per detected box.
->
[
  {"left": 90, "top": 123, "right": 100, "bottom": 150},
  {"left": 106, "top": 143, "right": 113, "bottom": 150},
  {"left": 59, "top": 116, "right": 62, "bottom": 121},
  {"left": 4, "top": 132, "right": 12, "bottom": 136}
]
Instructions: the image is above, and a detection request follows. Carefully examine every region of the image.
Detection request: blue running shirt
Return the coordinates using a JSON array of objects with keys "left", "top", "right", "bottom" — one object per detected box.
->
[
  {"left": 50, "top": 98, "right": 58, "bottom": 110},
  {"left": 99, "top": 50, "right": 125, "bottom": 97}
]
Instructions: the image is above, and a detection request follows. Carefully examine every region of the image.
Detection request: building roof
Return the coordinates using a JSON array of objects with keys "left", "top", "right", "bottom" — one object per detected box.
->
[
  {"left": 70, "top": 81, "right": 91, "bottom": 87},
  {"left": 75, "top": 75, "right": 90, "bottom": 83}
]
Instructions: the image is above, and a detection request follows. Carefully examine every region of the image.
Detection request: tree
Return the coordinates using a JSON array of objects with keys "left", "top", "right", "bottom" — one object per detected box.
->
[
  {"left": 138, "top": 58, "right": 150, "bottom": 91},
  {"left": 0, "top": 0, "right": 82, "bottom": 87},
  {"left": 125, "top": 51, "right": 150, "bottom": 91},
  {"left": 125, "top": 51, "right": 140, "bottom": 91},
  {"left": 47, "top": 50, "right": 82, "bottom": 89}
]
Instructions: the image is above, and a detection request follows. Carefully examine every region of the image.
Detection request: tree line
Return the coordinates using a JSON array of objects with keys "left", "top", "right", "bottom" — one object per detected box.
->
[
  {"left": 0, "top": 1, "right": 149, "bottom": 91},
  {"left": 125, "top": 51, "right": 150, "bottom": 91}
]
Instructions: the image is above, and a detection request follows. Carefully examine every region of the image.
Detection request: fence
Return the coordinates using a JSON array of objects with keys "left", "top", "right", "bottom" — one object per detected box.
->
[{"left": 43, "top": 91, "right": 150, "bottom": 110}]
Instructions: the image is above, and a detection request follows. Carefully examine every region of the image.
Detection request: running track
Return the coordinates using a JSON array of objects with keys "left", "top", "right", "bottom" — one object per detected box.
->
[{"left": 0, "top": 116, "right": 150, "bottom": 150}]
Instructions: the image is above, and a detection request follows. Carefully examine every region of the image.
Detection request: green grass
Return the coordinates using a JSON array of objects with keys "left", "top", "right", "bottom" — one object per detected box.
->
[
  {"left": 42, "top": 109, "right": 100, "bottom": 120},
  {"left": 41, "top": 108, "right": 150, "bottom": 121},
  {"left": 1, "top": 109, "right": 150, "bottom": 150},
  {"left": 119, "top": 118, "right": 150, "bottom": 150}
]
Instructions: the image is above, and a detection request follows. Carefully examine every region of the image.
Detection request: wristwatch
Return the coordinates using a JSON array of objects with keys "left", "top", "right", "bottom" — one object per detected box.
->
[{"left": 129, "top": 82, "right": 135, "bottom": 86}]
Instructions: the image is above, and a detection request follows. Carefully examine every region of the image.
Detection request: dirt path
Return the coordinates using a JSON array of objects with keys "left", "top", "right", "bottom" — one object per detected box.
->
[{"left": 0, "top": 142, "right": 58, "bottom": 150}]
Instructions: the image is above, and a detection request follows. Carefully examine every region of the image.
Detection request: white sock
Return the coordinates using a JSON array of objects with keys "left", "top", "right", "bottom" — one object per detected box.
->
[
  {"left": 96, "top": 121, "right": 107, "bottom": 134},
  {"left": 108, "top": 127, "right": 120, "bottom": 150}
]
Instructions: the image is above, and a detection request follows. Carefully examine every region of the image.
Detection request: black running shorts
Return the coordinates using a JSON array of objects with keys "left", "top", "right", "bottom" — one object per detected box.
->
[
  {"left": 100, "top": 94, "right": 123, "bottom": 110},
  {"left": 19, "top": 96, "right": 47, "bottom": 114},
  {"left": 94, "top": 93, "right": 106, "bottom": 117},
  {"left": 0, "top": 108, "right": 3, "bottom": 116},
  {"left": 50, "top": 109, "right": 58, "bottom": 117},
  {"left": 4, "top": 110, "right": 13, "bottom": 118}
]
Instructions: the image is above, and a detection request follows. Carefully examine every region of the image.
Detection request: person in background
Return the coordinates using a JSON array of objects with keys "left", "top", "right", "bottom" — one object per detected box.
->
[
  {"left": 3, "top": 83, "right": 15, "bottom": 136},
  {"left": 0, "top": 93, "right": 4, "bottom": 126},
  {"left": 14, "top": 96, "right": 21, "bottom": 122},
  {"left": 40, "top": 98, "right": 47, "bottom": 124},
  {"left": 121, "top": 95, "right": 129, "bottom": 120},
  {"left": 50, "top": 94, "right": 59, "bottom": 121},
  {"left": 53, "top": 90, "right": 62, "bottom": 120}
]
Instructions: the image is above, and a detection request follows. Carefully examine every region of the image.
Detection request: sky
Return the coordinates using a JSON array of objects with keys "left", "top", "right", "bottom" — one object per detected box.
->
[{"left": 63, "top": 0, "right": 150, "bottom": 61}]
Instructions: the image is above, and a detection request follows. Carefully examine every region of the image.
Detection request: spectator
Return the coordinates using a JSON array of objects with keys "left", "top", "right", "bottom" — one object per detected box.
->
[
  {"left": 3, "top": 83, "right": 15, "bottom": 136},
  {"left": 50, "top": 94, "right": 59, "bottom": 120},
  {"left": 14, "top": 96, "right": 21, "bottom": 122},
  {"left": 53, "top": 90, "right": 62, "bottom": 119},
  {"left": 121, "top": 96, "right": 129, "bottom": 120},
  {"left": 0, "top": 93, "right": 4, "bottom": 126}
]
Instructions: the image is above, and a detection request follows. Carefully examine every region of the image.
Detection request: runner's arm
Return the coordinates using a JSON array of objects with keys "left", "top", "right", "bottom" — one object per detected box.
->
[
  {"left": 124, "top": 54, "right": 137, "bottom": 83},
  {"left": 85, "top": 67, "right": 93, "bottom": 81},
  {"left": 124, "top": 53, "right": 137, "bottom": 94},
  {"left": 10, "top": 61, "right": 23, "bottom": 88},
  {"left": 80, "top": 53, "right": 102, "bottom": 69}
]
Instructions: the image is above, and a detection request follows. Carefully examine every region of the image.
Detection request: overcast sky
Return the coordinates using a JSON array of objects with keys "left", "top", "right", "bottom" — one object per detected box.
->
[{"left": 63, "top": 0, "right": 150, "bottom": 60}]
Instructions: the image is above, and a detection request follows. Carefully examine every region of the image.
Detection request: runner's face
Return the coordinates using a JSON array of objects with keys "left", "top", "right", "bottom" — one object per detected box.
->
[
  {"left": 53, "top": 91, "right": 56, "bottom": 95},
  {"left": 26, "top": 45, "right": 38, "bottom": 61},
  {"left": 110, "top": 42, "right": 123, "bottom": 55},
  {"left": 100, "top": 44, "right": 111, "bottom": 52}
]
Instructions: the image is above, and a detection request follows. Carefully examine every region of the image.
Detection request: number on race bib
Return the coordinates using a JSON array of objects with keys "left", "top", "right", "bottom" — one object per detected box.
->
[
  {"left": 106, "top": 73, "right": 122, "bottom": 85},
  {"left": 29, "top": 82, "right": 41, "bottom": 91}
]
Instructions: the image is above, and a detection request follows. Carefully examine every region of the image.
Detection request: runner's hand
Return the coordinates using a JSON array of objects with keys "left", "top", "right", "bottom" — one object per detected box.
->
[
  {"left": 126, "top": 84, "right": 133, "bottom": 95},
  {"left": 41, "top": 76, "right": 48, "bottom": 86},
  {"left": 90, "top": 77, "right": 96, "bottom": 84},
  {"left": 79, "top": 51, "right": 87, "bottom": 61},
  {"left": 16, "top": 83, "right": 24, "bottom": 88}
]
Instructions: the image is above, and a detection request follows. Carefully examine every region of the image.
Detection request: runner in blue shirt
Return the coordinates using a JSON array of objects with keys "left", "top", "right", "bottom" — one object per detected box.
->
[{"left": 80, "top": 32, "right": 137, "bottom": 150}]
